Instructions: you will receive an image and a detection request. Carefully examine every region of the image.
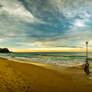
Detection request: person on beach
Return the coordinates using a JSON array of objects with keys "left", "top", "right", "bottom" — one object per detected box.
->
[{"left": 84, "top": 59, "right": 90, "bottom": 75}]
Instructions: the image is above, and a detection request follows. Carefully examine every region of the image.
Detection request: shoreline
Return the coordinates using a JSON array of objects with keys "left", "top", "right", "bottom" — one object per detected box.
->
[
  {"left": 1, "top": 55, "right": 85, "bottom": 67},
  {"left": 8, "top": 57, "right": 85, "bottom": 72},
  {"left": 0, "top": 52, "right": 86, "bottom": 67}
]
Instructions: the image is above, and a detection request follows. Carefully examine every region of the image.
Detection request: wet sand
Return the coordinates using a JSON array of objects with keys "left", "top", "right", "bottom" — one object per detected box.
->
[{"left": 0, "top": 58, "right": 92, "bottom": 92}]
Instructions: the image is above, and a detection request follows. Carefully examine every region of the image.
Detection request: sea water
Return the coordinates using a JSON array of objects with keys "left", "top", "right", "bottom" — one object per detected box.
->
[{"left": 0, "top": 52, "right": 92, "bottom": 67}]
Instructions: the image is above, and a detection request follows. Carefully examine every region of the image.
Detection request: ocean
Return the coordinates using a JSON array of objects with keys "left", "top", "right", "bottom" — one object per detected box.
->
[{"left": 0, "top": 52, "right": 92, "bottom": 67}]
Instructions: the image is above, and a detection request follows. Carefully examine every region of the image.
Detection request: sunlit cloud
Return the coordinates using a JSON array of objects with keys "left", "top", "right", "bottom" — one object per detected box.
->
[
  {"left": 74, "top": 19, "right": 85, "bottom": 27},
  {"left": 0, "top": 0, "right": 92, "bottom": 51}
]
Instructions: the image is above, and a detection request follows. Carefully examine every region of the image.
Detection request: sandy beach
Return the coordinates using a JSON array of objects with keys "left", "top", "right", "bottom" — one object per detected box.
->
[{"left": 0, "top": 58, "right": 92, "bottom": 92}]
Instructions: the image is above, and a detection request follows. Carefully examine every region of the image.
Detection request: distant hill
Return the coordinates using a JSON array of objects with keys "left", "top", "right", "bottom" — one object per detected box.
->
[{"left": 0, "top": 48, "right": 11, "bottom": 53}]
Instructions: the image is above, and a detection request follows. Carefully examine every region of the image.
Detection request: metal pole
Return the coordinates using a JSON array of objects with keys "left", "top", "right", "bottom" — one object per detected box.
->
[
  {"left": 84, "top": 41, "right": 89, "bottom": 75},
  {"left": 86, "top": 41, "right": 88, "bottom": 62}
]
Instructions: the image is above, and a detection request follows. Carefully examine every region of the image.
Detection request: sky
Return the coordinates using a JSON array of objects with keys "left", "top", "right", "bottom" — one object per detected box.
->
[{"left": 0, "top": 0, "right": 92, "bottom": 52}]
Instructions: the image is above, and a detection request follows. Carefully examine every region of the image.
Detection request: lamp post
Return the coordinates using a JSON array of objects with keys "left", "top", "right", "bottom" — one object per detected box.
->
[
  {"left": 86, "top": 41, "right": 88, "bottom": 61},
  {"left": 84, "top": 41, "right": 89, "bottom": 75}
]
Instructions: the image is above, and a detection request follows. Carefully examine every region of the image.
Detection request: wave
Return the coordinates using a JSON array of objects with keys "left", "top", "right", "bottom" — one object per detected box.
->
[{"left": 0, "top": 52, "right": 87, "bottom": 67}]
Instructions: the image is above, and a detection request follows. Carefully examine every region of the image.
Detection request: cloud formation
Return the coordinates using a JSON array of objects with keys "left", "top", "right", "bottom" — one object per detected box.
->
[{"left": 0, "top": 0, "right": 92, "bottom": 50}]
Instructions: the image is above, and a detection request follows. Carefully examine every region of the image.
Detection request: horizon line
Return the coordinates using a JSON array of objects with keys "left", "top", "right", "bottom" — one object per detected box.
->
[{"left": 12, "top": 49, "right": 92, "bottom": 53}]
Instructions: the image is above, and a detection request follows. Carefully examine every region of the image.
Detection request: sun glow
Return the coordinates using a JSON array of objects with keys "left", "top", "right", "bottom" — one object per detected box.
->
[
  {"left": 74, "top": 20, "right": 85, "bottom": 27},
  {"left": 12, "top": 47, "right": 92, "bottom": 52}
]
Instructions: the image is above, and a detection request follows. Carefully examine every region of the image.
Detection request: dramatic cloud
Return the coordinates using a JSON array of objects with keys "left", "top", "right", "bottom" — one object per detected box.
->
[{"left": 0, "top": 0, "right": 92, "bottom": 50}]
